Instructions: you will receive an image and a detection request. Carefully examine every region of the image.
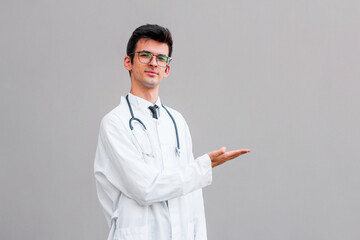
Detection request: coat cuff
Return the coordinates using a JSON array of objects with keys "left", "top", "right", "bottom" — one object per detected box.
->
[{"left": 197, "top": 153, "right": 213, "bottom": 188}]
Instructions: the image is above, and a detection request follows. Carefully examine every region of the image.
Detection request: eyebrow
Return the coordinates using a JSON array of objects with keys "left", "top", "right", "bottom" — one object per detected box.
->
[{"left": 139, "top": 50, "right": 168, "bottom": 57}]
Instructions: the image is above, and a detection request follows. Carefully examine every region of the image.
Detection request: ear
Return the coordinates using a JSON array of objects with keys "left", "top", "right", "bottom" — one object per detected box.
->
[
  {"left": 124, "top": 56, "right": 132, "bottom": 71},
  {"left": 163, "top": 65, "right": 170, "bottom": 78}
]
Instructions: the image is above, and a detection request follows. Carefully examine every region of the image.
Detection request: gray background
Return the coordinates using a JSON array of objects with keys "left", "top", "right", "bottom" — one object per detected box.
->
[{"left": 1, "top": 0, "right": 359, "bottom": 239}]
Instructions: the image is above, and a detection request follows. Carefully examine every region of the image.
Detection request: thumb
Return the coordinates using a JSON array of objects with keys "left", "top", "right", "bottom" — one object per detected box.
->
[{"left": 209, "top": 146, "right": 226, "bottom": 160}]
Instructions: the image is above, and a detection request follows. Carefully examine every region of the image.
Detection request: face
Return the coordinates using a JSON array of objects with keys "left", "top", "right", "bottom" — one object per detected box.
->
[{"left": 124, "top": 38, "right": 170, "bottom": 90}]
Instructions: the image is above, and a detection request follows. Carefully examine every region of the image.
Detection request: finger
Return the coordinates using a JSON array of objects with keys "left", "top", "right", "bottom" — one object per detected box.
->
[
  {"left": 226, "top": 149, "right": 250, "bottom": 156},
  {"left": 222, "top": 149, "right": 251, "bottom": 161},
  {"left": 234, "top": 149, "right": 250, "bottom": 153}
]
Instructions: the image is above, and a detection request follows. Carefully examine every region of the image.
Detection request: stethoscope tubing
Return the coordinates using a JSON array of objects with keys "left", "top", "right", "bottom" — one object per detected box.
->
[{"left": 126, "top": 95, "right": 180, "bottom": 157}]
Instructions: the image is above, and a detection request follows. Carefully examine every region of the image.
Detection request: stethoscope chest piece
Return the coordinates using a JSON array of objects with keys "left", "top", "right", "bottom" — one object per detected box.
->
[{"left": 175, "top": 147, "right": 180, "bottom": 157}]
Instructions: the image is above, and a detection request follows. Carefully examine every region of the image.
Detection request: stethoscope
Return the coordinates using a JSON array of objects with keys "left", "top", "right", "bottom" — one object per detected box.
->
[{"left": 126, "top": 95, "right": 180, "bottom": 158}]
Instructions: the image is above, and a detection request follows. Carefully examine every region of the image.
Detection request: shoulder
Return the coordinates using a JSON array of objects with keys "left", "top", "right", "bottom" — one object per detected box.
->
[{"left": 100, "top": 99, "right": 129, "bottom": 132}]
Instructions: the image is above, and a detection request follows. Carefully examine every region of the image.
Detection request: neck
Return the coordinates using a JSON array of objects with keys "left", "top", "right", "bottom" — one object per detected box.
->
[{"left": 130, "top": 87, "right": 159, "bottom": 104}]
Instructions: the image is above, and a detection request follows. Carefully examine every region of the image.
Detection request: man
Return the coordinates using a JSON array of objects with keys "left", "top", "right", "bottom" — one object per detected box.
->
[{"left": 94, "top": 24, "right": 250, "bottom": 240}]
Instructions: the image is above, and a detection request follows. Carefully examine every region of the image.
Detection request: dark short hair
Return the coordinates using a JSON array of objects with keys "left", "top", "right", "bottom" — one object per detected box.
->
[{"left": 127, "top": 24, "right": 173, "bottom": 63}]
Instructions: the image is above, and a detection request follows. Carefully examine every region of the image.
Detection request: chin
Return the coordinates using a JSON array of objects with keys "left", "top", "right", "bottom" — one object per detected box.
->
[
  {"left": 143, "top": 81, "right": 158, "bottom": 89},
  {"left": 143, "top": 79, "right": 161, "bottom": 88}
]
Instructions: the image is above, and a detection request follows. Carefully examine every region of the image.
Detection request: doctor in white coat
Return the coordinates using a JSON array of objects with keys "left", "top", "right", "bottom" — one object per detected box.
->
[{"left": 94, "top": 24, "right": 250, "bottom": 240}]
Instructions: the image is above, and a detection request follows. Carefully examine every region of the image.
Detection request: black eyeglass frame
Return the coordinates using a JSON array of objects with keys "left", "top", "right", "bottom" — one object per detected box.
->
[{"left": 129, "top": 51, "right": 172, "bottom": 68}]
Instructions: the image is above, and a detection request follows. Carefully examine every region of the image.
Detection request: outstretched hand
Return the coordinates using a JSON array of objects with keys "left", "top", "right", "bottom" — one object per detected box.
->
[{"left": 208, "top": 147, "right": 250, "bottom": 168}]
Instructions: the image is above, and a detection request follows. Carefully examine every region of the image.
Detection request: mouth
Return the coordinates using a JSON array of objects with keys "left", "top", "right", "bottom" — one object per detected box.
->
[{"left": 145, "top": 69, "right": 159, "bottom": 77}]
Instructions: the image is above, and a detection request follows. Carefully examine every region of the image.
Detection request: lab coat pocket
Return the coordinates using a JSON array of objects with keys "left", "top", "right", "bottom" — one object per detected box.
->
[{"left": 115, "top": 225, "right": 147, "bottom": 240}]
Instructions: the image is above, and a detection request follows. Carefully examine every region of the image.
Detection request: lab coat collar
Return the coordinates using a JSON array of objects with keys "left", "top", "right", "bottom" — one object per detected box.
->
[{"left": 127, "top": 93, "right": 162, "bottom": 118}]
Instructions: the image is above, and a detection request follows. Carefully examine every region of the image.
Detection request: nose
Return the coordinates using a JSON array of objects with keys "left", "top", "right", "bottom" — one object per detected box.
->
[{"left": 148, "top": 56, "right": 158, "bottom": 67}]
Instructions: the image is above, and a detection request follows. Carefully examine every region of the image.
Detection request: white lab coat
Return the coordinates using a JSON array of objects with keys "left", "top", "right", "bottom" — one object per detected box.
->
[{"left": 94, "top": 94, "right": 212, "bottom": 240}]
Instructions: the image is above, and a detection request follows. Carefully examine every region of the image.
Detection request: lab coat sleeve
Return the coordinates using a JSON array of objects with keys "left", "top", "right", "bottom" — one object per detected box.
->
[{"left": 98, "top": 116, "right": 212, "bottom": 206}]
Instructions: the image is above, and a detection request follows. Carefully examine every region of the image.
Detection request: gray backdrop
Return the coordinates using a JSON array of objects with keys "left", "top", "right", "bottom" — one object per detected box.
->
[{"left": 1, "top": 0, "right": 359, "bottom": 239}]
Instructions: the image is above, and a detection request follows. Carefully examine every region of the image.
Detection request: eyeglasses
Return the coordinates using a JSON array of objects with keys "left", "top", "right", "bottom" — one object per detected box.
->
[{"left": 130, "top": 51, "right": 172, "bottom": 68}]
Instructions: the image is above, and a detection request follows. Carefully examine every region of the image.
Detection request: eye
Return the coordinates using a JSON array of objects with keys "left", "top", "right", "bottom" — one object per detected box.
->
[
  {"left": 139, "top": 52, "right": 152, "bottom": 58},
  {"left": 157, "top": 56, "right": 168, "bottom": 62}
]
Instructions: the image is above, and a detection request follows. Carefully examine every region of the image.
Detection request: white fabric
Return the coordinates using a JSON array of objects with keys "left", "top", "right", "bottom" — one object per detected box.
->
[{"left": 94, "top": 93, "right": 213, "bottom": 240}]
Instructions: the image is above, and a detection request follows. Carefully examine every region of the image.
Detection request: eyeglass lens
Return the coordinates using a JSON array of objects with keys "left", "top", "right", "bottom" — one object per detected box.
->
[{"left": 137, "top": 52, "right": 169, "bottom": 67}]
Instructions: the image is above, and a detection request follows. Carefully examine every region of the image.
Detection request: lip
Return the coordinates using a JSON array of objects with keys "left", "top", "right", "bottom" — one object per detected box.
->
[{"left": 145, "top": 71, "right": 158, "bottom": 77}]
